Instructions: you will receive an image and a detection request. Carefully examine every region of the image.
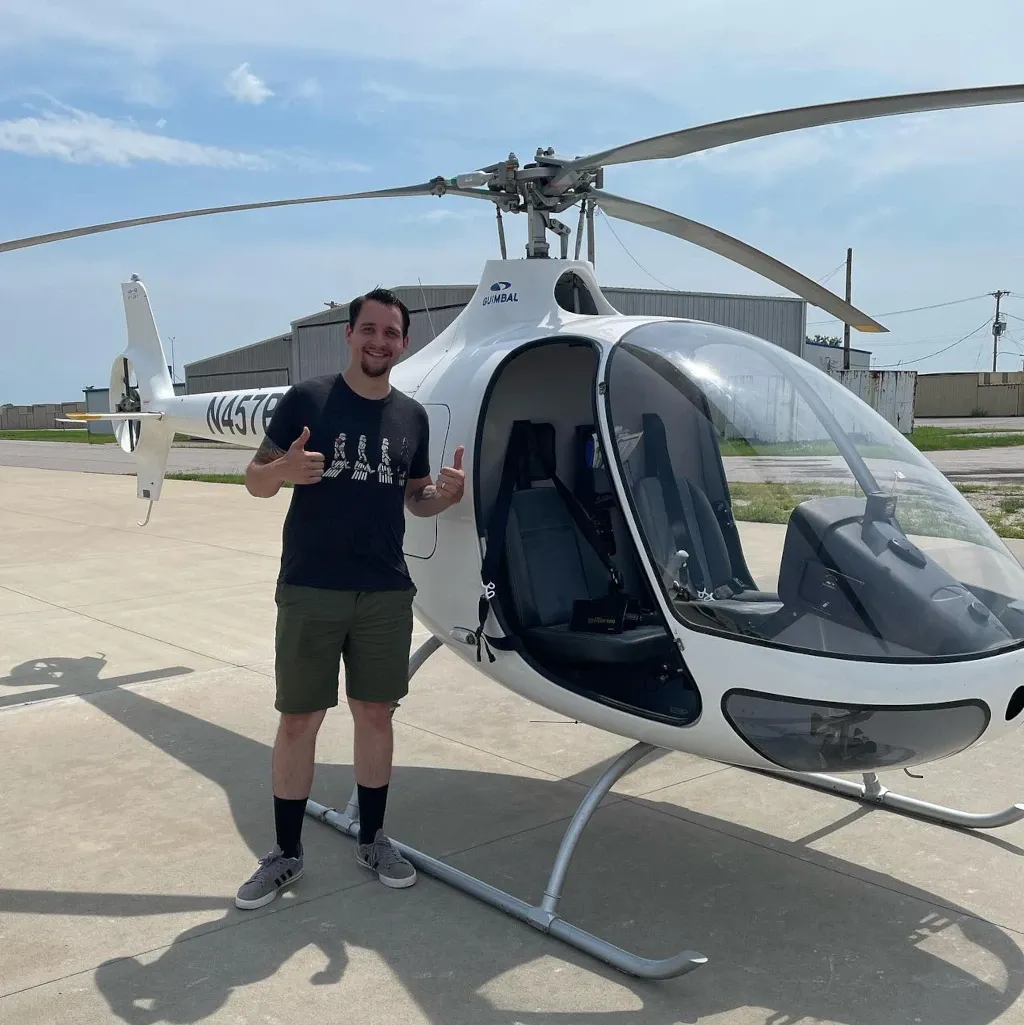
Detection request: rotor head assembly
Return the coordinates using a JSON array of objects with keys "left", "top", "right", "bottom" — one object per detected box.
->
[{"left": 3, "top": 83, "right": 1024, "bottom": 331}]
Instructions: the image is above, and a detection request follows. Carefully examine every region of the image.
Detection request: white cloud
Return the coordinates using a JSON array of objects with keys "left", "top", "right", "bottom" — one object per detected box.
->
[
  {"left": 0, "top": 105, "right": 269, "bottom": 167},
  {"left": 362, "top": 80, "right": 453, "bottom": 105},
  {"left": 0, "top": 102, "right": 369, "bottom": 171},
  {"left": 3, "top": 0, "right": 1022, "bottom": 93},
  {"left": 121, "top": 72, "right": 174, "bottom": 108},
  {"left": 225, "top": 62, "right": 273, "bottom": 104},
  {"left": 295, "top": 77, "right": 321, "bottom": 103}
]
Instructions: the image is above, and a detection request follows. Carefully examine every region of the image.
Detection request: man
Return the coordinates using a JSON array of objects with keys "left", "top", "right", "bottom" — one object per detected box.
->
[{"left": 235, "top": 286, "right": 465, "bottom": 910}]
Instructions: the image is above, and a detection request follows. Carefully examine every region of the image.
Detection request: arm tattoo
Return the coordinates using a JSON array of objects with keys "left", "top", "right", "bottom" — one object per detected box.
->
[
  {"left": 409, "top": 483, "right": 437, "bottom": 503},
  {"left": 252, "top": 437, "right": 285, "bottom": 465}
]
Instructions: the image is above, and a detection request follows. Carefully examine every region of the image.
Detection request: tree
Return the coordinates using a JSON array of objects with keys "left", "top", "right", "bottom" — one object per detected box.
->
[{"left": 807, "top": 334, "right": 843, "bottom": 347}]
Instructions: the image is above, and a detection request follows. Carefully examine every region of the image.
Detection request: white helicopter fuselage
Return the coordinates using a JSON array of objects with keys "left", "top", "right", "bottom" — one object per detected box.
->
[{"left": 101, "top": 260, "right": 1024, "bottom": 778}]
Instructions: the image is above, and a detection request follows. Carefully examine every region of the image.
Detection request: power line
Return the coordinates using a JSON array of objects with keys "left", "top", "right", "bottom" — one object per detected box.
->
[
  {"left": 816, "top": 259, "right": 846, "bottom": 286},
  {"left": 595, "top": 207, "right": 679, "bottom": 292},
  {"left": 873, "top": 316, "right": 993, "bottom": 368},
  {"left": 807, "top": 292, "right": 991, "bottom": 326}
]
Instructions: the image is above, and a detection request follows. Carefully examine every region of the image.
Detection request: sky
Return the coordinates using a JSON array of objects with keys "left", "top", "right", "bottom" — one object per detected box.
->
[{"left": 2, "top": 0, "right": 1024, "bottom": 404}]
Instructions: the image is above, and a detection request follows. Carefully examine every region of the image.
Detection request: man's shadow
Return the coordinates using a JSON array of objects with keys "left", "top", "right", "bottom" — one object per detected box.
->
[{"left": 4, "top": 654, "right": 1024, "bottom": 1025}]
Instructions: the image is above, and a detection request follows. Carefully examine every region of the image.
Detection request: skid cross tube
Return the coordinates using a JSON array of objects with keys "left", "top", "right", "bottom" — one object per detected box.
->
[
  {"left": 304, "top": 634, "right": 708, "bottom": 981},
  {"left": 753, "top": 766, "right": 1024, "bottom": 830}
]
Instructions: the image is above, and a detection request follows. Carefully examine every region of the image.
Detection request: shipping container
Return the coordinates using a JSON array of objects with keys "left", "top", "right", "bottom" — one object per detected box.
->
[
  {"left": 829, "top": 368, "right": 917, "bottom": 434},
  {"left": 914, "top": 371, "right": 1024, "bottom": 418}
]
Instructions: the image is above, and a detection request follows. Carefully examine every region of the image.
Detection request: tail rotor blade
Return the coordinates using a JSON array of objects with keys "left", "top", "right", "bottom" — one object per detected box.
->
[
  {"left": 0, "top": 182, "right": 495, "bottom": 254},
  {"left": 590, "top": 190, "right": 886, "bottom": 332}
]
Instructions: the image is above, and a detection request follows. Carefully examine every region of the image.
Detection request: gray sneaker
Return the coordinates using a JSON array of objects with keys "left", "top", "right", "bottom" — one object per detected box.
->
[
  {"left": 235, "top": 844, "right": 304, "bottom": 909},
  {"left": 355, "top": 830, "right": 417, "bottom": 888}
]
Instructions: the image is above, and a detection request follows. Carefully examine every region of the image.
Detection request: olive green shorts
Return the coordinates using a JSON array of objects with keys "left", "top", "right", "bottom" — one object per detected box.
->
[{"left": 274, "top": 583, "right": 417, "bottom": 713}]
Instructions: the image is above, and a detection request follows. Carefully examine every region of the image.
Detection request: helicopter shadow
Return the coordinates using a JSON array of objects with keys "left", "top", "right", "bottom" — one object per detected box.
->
[
  {"left": 0, "top": 654, "right": 193, "bottom": 710},
  {"left": 5, "top": 654, "right": 1024, "bottom": 1025}
]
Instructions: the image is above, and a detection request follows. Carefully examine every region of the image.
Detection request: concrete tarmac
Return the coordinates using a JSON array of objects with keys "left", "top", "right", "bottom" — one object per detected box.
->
[
  {"left": 0, "top": 438, "right": 252, "bottom": 475},
  {"left": 8, "top": 435, "right": 1024, "bottom": 485},
  {"left": 3, "top": 463, "right": 1024, "bottom": 1023}
]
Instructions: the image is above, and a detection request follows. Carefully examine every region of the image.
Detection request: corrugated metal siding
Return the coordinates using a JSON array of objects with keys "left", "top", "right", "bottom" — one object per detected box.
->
[
  {"left": 602, "top": 287, "right": 805, "bottom": 355},
  {"left": 185, "top": 333, "right": 291, "bottom": 376},
  {"left": 293, "top": 285, "right": 476, "bottom": 330},
  {"left": 184, "top": 333, "right": 292, "bottom": 393},
  {"left": 978, "top": 382, "right": 1021, "bottom": 416},
  {"left": 407, "top": 305, "right": 463, "bottom": 351},
  {"left": 294, "top": 308, "right": 460, "bottom": 381},
  {"left": 977, "top": 372, "right": 1024, "bottom": 417},
  {"left": 186, "top": 370, "right": 290, "bottom": 393},
  {"left": 295, "top": 322, "right": 348, "bottom": 380},
  {"left": 180, "top": 284, "right": 808, "bottom": 396},
  {"left": 914, "top": 373, "right": 982, "bottom": 417}
]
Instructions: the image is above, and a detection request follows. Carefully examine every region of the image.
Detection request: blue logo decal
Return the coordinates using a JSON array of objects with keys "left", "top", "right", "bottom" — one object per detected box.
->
[{"left": 482, "top": 280, "right": 518, "bottom": 307}]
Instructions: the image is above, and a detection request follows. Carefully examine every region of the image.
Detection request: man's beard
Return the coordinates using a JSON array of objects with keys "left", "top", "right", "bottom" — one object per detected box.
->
[{"left": 360, "top": 354, "right": 392, "bottom": 378}]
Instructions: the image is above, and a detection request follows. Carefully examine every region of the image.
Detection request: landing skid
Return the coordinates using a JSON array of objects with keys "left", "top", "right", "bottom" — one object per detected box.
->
[
  {"left": 305, "top": 633, "right": 708, "bottom": 981},
  {"left": 753, "top": 766, "right": 1024, "bottom": 830}
]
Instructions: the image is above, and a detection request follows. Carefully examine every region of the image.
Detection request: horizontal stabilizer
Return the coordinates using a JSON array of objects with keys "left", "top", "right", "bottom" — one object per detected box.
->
[{"left": 57, "top": 411, "right": 166, "bottom": 422}]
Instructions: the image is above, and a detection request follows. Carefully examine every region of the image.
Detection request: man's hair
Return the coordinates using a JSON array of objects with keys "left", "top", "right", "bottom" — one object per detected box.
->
[{"left": 349, "top": 286, "right": 411, "bottom": 338}]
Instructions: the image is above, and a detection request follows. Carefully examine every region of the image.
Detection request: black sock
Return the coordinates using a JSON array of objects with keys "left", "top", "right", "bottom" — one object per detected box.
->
[
  {"left": 274, "top": 795, "right": 307, "bottom": 859},
  {"left": 357, "top": 783, "right": 388, "bottom": 845}
]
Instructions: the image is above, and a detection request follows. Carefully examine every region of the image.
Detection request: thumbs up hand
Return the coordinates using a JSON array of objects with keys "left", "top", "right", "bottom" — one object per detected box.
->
[
  {"left": 281, "top": 425, "right": 324, "bottom": 485},
  {"left": 436, "top": 444, "right": 466, "bottom": 505}
]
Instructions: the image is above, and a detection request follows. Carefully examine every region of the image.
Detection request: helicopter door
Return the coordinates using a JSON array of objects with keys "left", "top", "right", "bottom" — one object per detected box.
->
[{"left": 404, "top": 402, "right": 451, "bottom": 560}]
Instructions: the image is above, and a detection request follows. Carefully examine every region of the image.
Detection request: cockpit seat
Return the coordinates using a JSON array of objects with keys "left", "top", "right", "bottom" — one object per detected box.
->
[
  {"left": 635, "top": 472, "right": 778, "bottom": 602},
  {"left": 505, "top": 485, "right": 673, "bottom": 665}
]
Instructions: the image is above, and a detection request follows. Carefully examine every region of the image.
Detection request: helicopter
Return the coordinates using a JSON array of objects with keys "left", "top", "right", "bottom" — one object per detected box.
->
[{"left": 8, "top": 82, "right": 1024, "bottom": 982}]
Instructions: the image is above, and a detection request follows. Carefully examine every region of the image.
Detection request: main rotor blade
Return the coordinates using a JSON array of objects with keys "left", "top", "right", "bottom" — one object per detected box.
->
[
  {"left": 590, "top": 190, "right": 886, "bottom": 332},
  {"left": 0, "top": 182, "right": 495, "bottom": 254},
  {"left": 555, "top": 83, "right": 1024, "bottom": 183}
]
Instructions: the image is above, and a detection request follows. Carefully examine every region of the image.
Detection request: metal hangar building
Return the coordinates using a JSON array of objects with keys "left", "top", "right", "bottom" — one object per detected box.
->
[{"left": 183, "top": 284, "right": 809, "bottom": 394}]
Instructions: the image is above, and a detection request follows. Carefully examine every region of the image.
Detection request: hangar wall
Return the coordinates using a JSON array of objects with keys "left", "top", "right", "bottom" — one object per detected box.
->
[
  {"left": 184, "top": 333, "right": 292, "bottom": 394},
  {"left": 183, "top": 283, "right": 808, "bottom": 394}
]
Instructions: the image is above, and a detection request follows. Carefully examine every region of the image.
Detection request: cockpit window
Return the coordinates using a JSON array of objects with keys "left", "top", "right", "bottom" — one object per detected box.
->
[{"left": 603, "top": 320, "right": 1024, "bottom": 661}]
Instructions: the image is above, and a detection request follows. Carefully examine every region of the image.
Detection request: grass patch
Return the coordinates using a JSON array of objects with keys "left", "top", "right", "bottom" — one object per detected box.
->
[
  {"left": 719, "top": 425, "right": 1024, "bottom": 457},
  {"left": 728, "top": 481, "right": 858, "bottom": 523},
  {"left": 166, "top": 472, "right": 293, "bottom": 489},
  {"left": 0, "top": 429, "right": 205, "bottom": 445},
  {"left": 719, "top": 438, "right": 841, "bottom": 457},
  {"left": 167, "top": 472, "right": 246, "bottom": 485},
  {"left": 907, "top": 426, "right": 1024, "bottom": 451},
  {"left": 0, "top": 429, "right": 115, "bottom": 443},
  {"left": 729, "top": 479, "right": 1024, "bottom": 540}
]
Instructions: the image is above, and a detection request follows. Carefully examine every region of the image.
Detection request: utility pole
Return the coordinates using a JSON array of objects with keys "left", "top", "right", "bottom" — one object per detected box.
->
[
  {"left": 991, "top": 292, "right": 1009, "bottom": 372},
  {"left": 843, "top": 247, "right": 853, "bottom": 371}
]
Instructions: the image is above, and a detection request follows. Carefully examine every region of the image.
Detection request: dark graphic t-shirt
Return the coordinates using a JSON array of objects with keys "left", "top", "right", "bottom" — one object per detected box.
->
[{"left": 264, "top": 373, "right": 430, "bottom": 591}]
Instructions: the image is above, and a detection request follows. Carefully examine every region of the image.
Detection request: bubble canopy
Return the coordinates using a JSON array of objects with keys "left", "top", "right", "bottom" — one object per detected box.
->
[{"left": 601, "top": 320, "right": 1024, "bottom": 663}]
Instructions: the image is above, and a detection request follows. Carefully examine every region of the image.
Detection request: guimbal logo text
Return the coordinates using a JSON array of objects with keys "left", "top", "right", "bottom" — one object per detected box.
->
[{"left": 482, "top": 280, "right": 518, "bottom": 307}]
